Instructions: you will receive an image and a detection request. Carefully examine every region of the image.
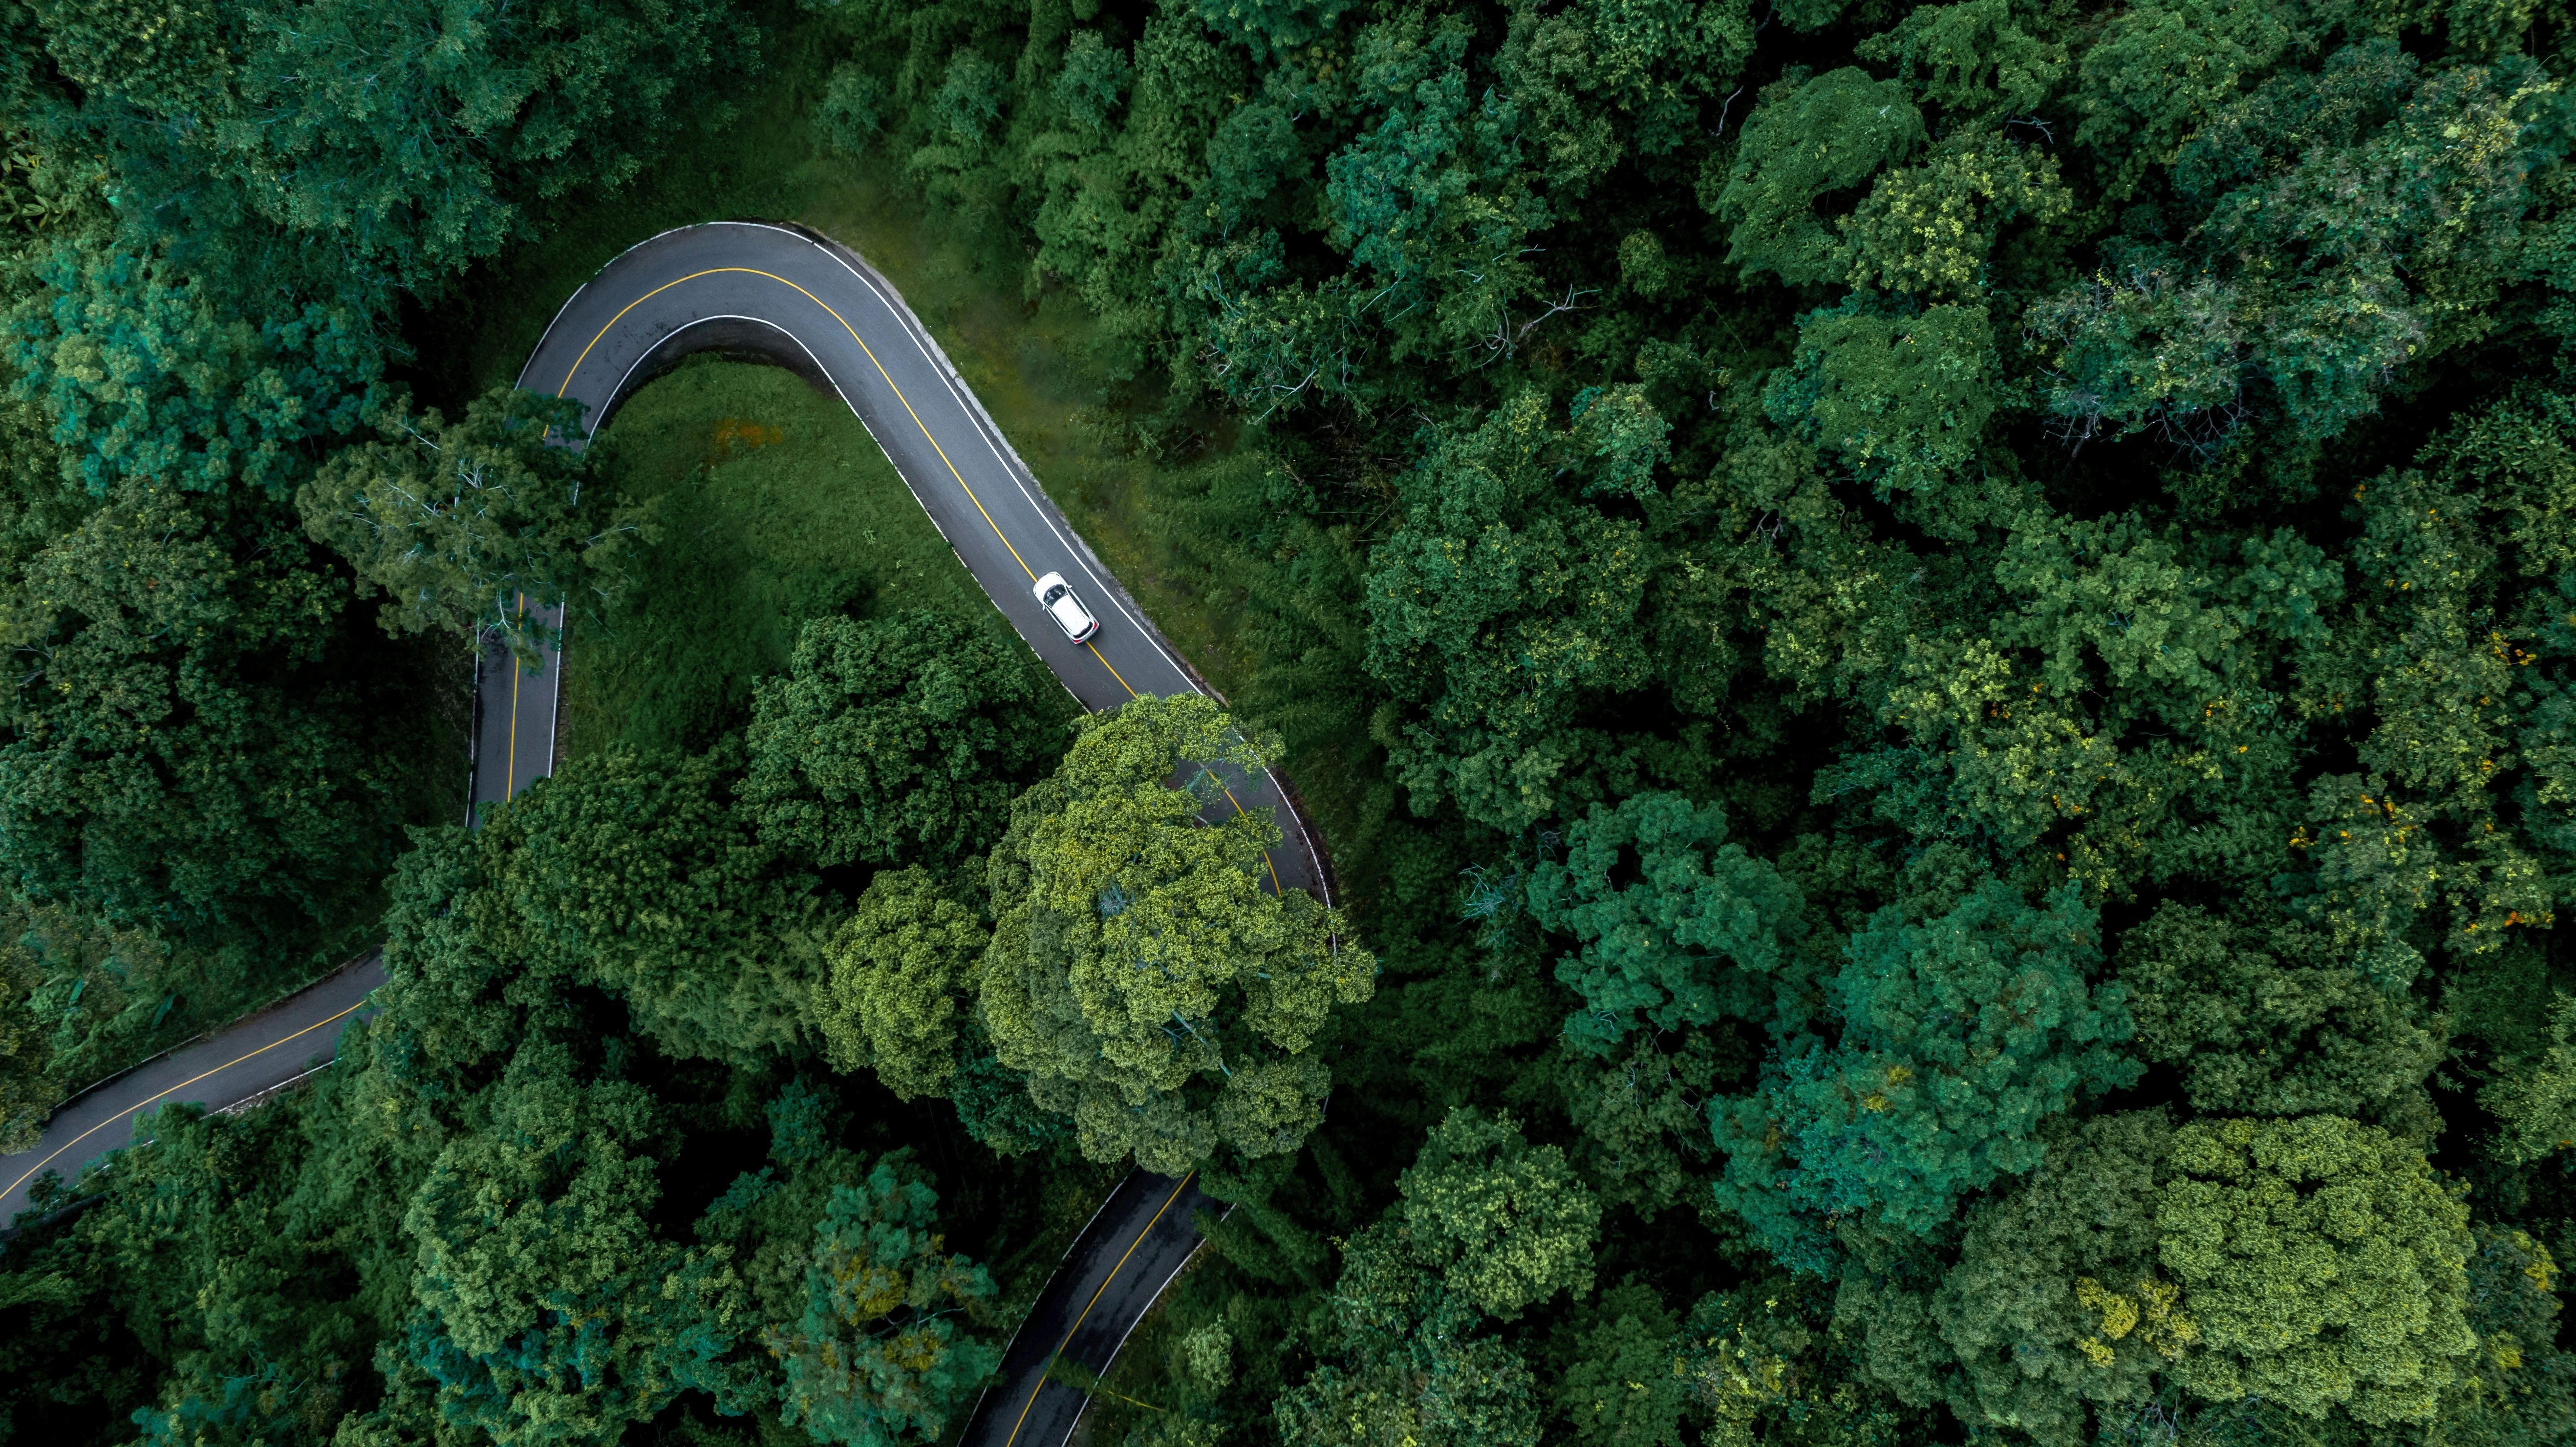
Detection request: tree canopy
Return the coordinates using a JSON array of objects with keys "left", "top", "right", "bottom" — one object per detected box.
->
[
  {"left": 979, "top": 693, "right": 1375, "bottom": 1173},
  {"left": 298, "top": 386, "right": 648, "bottom": 666},
  {"left": 11, "top": 1, "right": 2576, "bottom": 1446}
]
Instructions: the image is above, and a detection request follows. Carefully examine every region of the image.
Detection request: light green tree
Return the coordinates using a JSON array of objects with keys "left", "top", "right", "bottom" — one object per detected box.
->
[
  {"left": 1839, "top": 129, "right": 2070, "bottom": 303},
  {"left": 979, "top": 694, "right": 1374, "bottom": 1174},
  {"left": 817, "top": 867, "right": 988, "bottom": 1101},
  {"left": 1273, "top": 1220, "right": 1544, "bottom": 1447},
  {"left": 1398, "top": 1107, "right": 1600, "bottom": 1321},
  {"left": 2158, "top": 1114, "right": 2477, "bottom": 1425}
]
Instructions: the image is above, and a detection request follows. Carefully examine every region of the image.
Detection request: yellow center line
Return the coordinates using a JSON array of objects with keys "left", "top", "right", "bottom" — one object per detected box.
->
[
  {"left": 2, "top": 996, "right": 373, "bottom": 1203},
  {"left": 567, "top": 268, "right": 1284, "bottom": 896},
  {"left": 559, "top": 268, "right": 1039, "bottom": 581},
  {"left": 1084, "top": 641, "right": 1138, "bottom": 699},
  {"left": 1003, "top": 1172, "right": 1197, "bottom": 1447},
  {"left": 505, "top": 591, "right": 525, "bottom": 793}
]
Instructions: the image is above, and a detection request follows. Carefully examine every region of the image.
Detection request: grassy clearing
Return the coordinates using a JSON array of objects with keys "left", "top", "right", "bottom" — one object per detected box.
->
[
  {"left": 424, "top": 5, "right": 1268, "bottom": 744},
  {"left": 561, "top": 360, "right": 1068, "bottom": 758}
]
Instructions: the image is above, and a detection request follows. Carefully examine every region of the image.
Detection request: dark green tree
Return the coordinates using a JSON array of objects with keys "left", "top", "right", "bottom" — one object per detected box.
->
[
  {"left": 298, "top": 386, "right": 647, "bottom": 667},
  {"left": 1528, "top": 791, "right": 1812, "bottom": 1056},
  {"left": 1715, "top": 881, "right": 2139, "bottom": 1260},
  {"left": 483, "top": 744, "right": 828, "bottom": 1065},
  {"left": 0, "top": 479, "right": 396, "bottom": 934},
  {"left": 2118, "top": 903, "right": 2444, "bottom": 1123},
  {"left": 396, "top": 1044, "right": 757, "bottom": 1444},
  {"left": 1365, "top": 390, "right": 1666, "bottom": 831},
  {"left": 691, "top": 1082, "right": 1006, "bottom": 1447},
  {"left": 2483, "top": 990, "right": 2576, "bottom": 1166},
  {"left": 5, "top": 234, "right": 386, "bottom": 498},
  {"left": 744, "top": 610, "right": 1055, "bottom": 872},
  {"left": 759, "top": 1161, "right": 1002, "bottom": 1446},
  {"left": 1556, "top": 1283, "right": 1689, "bottom": 1447},
  {"left": 24, "top": 0, "right": 757, "bottom": 295}
]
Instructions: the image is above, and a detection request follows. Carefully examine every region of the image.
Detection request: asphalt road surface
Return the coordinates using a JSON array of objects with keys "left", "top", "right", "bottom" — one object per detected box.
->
[
  {"left": 512, "top": 218, "right": 1303, "bottom": 1447},
  {"left": 0, "top": 953, "right": 384, "bottom": 1221},
  {"left": 507, "top": 220, "right": 1328, "bottom": 898},
  {"left": 470, "top": 596, "right": 564, "bottom": 820},
  {"left": 2, "top": 220, "right": 1328, "bottom": 1438}
]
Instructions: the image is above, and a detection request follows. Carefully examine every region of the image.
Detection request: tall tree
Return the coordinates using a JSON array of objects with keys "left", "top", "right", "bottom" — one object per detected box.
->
[
  {"left": 298, "top": 386, "right": 646, "bottom": 667},
  {"left": 1528, "top": 791, "right": 1814, "bottom": 1055},
  {"left": 979, "top": 694, "right": 1375, "bottom": 1174},
  {"left": 395, "top": 1044, "right": 757, "bottom": 1444},
  {"left": 1714, "top": 881, "right": 2140, "bottom": 1263},
  {"left": 481, "top": 744, "right": 828, "bottom": 1065},
  {"left": 0, "top": 478, "right": 399, "bottom": 935},
  {"left": 1365, "top": 389, "right": 1668, "bottom": 832},
  {"left": 1395, "top": 1107, "right": 1599, "bottom": 1321},
  {"left": 1274, "top": 1216, "right": 1545, "bottom": 1447}
]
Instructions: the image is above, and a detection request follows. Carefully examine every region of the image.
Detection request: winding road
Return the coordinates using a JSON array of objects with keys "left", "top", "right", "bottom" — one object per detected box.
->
[{"left": 6, "top": 220, "right": 1326, "bottom": 1446}]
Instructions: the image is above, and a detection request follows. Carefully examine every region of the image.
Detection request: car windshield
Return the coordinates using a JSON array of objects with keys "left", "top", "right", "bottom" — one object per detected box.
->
[{"left": 1041, "top": 584, "right": 1066, "bottom": 605}]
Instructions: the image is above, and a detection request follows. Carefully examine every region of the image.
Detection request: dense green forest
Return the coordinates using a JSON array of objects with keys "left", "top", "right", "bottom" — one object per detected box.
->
[{"left": 4, "top": 0, "right": 2576, "bottom": 1444}]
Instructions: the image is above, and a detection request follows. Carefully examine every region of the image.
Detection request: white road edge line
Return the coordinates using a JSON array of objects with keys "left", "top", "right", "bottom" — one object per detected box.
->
[
  {"left": 1063, "top": 1212, "right": 1227, "bottom": 1439},
  {"left": 956, "top": 1173, "right": 1167, "bottom": 1440},
  {"left": 765, "top": 226, "right": 1333, "bottom": 903}
]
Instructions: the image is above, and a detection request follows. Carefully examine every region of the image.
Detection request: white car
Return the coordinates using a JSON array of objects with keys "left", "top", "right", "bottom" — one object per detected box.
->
[{"left": 1032, "top": 571, "right": 1099, "bottom": 642}]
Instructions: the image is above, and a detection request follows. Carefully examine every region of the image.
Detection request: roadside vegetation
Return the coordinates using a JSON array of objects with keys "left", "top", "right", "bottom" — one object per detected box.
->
[
  {"left": 4, "top": 1, "right": 2576, "bottom": 1447},
  {"left": 561, "top": 359, "right": 1068, "bottom": 758}
]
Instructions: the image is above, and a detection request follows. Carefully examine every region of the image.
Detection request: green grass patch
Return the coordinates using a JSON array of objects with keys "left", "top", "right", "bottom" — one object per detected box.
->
[
  {"left": 562, "top": 359, "right": 1068, "bottom": 758},
  {"left": 427, "top": 5, "right": 1268, "bottom": 730}
]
